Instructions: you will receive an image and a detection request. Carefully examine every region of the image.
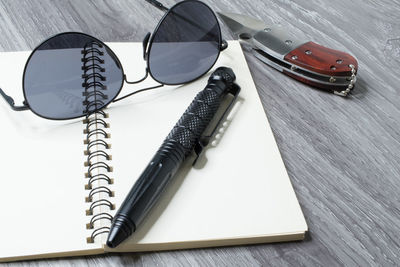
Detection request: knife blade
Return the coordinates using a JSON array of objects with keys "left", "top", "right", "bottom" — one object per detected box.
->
[{"left": 218, "top": 12, "right": 358, "bottom": 96}]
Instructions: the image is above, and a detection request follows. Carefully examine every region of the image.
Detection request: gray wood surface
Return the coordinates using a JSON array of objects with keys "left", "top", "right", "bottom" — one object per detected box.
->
[{"left": 1, "top": 0, "right": 399, "bottom": 266}]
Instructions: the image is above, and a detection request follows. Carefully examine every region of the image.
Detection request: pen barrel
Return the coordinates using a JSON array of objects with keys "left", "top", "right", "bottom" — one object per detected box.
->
[
  {"left": 114, "top": 75, "right": 231, "bottom": 229},
  {"left": 110, "top": 67, "right": 236, "bottom": 245}
]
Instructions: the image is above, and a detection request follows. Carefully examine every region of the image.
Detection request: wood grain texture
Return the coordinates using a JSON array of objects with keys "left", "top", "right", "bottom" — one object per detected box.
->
[
  {"left": 1, "top": 0, "right": 400, "bottom": 266},
  {"left": 284, "top": 41, "right": 358, "bottom": 76}
]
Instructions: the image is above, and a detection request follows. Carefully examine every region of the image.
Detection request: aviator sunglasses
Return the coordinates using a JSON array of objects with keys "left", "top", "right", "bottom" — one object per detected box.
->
[{"left": 0, "top": 0, "right": 227, "bottom": 120}]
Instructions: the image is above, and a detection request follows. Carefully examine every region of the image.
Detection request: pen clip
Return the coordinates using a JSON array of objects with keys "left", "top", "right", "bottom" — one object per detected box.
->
[{"left": 193, "top": 83, "right": 241, "bottom": 165}]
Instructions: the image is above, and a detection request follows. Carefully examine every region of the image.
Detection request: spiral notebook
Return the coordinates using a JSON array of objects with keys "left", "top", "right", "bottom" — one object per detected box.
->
[{"left": 0, "top": 41, "right": 307, "bottom": 262}]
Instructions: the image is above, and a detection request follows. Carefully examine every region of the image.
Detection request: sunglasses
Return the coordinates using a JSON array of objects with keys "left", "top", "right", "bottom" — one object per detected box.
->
[{"left": 0, "top": 0, "right": 227, "bottom": 120}]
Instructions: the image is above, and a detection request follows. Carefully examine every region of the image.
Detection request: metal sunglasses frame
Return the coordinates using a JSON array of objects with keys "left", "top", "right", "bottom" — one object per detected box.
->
[{"left": 0, "top": 0, "right": 227, "bottom": 120}]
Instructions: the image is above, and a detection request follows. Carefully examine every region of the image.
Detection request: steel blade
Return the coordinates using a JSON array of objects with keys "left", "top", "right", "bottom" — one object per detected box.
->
[{"left": 217, "top": 12, "right": 268, "bottom": 39}]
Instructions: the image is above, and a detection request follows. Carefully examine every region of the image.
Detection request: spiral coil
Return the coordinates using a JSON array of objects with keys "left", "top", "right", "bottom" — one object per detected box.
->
[
  {"left": 82, "top": 41, "right": 115, "bottom": 244},
  {"left": 81, "top": 41, "right": 108, "bottom": 115}
]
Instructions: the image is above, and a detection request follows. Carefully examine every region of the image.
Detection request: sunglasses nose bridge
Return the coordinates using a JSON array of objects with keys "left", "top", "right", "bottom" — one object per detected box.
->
[{"left": 142, "top": 32, "right": 151, "bottom": 61}]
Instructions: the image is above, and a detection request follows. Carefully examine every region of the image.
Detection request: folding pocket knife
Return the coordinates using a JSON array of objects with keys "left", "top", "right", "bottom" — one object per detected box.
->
[{"left": 218, "top": 12, "right": 358, "bottom": 96}]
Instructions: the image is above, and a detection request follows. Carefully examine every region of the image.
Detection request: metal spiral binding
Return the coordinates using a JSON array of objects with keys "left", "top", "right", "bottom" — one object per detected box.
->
[{"left": 81, "top": 41, "right": 115, "bottom": 244}]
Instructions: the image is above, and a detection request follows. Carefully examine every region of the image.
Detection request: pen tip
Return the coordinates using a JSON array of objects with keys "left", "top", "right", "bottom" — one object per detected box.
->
[
  {"left": 106, "top": 240, "right": 116, "bottom": 249},
  {"left": 106, "top": 226, "right": 128, "bottom": 248}
]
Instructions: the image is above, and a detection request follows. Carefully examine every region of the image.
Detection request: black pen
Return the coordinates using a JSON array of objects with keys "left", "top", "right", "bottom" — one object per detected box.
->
[{"left": 106, "top": 67, "right": 240, "bottom": 248}]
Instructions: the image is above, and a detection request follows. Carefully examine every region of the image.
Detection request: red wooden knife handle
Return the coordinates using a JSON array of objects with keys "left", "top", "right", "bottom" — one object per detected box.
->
[{"left": 284, "top": 41, "right": 358, "bottom": 77}]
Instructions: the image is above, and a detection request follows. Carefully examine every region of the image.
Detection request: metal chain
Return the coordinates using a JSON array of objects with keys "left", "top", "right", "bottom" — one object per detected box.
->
[{"left": 334, "top": 64, "right": 357, "bottom": 96}]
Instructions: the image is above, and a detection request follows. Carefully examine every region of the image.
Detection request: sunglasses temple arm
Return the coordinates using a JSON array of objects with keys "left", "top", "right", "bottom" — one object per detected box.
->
[
  {"left": 0, "top": 88, "right": 29, "bottom": 111},
  {"left": 145, "top": 0, "right": 169, "bottom": 12}
]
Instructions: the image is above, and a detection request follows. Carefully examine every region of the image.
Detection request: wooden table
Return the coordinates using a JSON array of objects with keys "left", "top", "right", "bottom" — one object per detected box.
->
[{"left": 1, "top": 0, "right": 399, "bottom": 266}]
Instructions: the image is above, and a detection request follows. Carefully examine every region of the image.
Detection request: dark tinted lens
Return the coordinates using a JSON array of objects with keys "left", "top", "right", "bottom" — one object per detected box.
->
[
  {"left": 24, "top": 32, "right": 123, "bottom": 119},
  {"left": 148, "top": 1, "right": 221, "bottom": 84}
]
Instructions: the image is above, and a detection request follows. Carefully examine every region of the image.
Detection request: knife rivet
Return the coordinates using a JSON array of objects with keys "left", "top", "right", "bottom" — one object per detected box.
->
[
  {"left": 336, "top": 59, "right": 343, "bottom": 64},
  {"left": 285, "top": 40, "right": 292, "bottom": 45},
  {"left": 329, "top": 77, "right": 336, "bottom": 83},
  {"left": 305, "top": 50, "right": 312, "bottom": 55},
  {"left": 330, "top": 66, "right": 336, "bottom": 70},
  {"left": 291, "top": 55, "right": 298, "bottom": 60},
  {"left": 264, "top": 28, "right": 272, "bottom": 32},
  {"left": 291, "top": 65, "right": 297, "bottom": 71}
]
